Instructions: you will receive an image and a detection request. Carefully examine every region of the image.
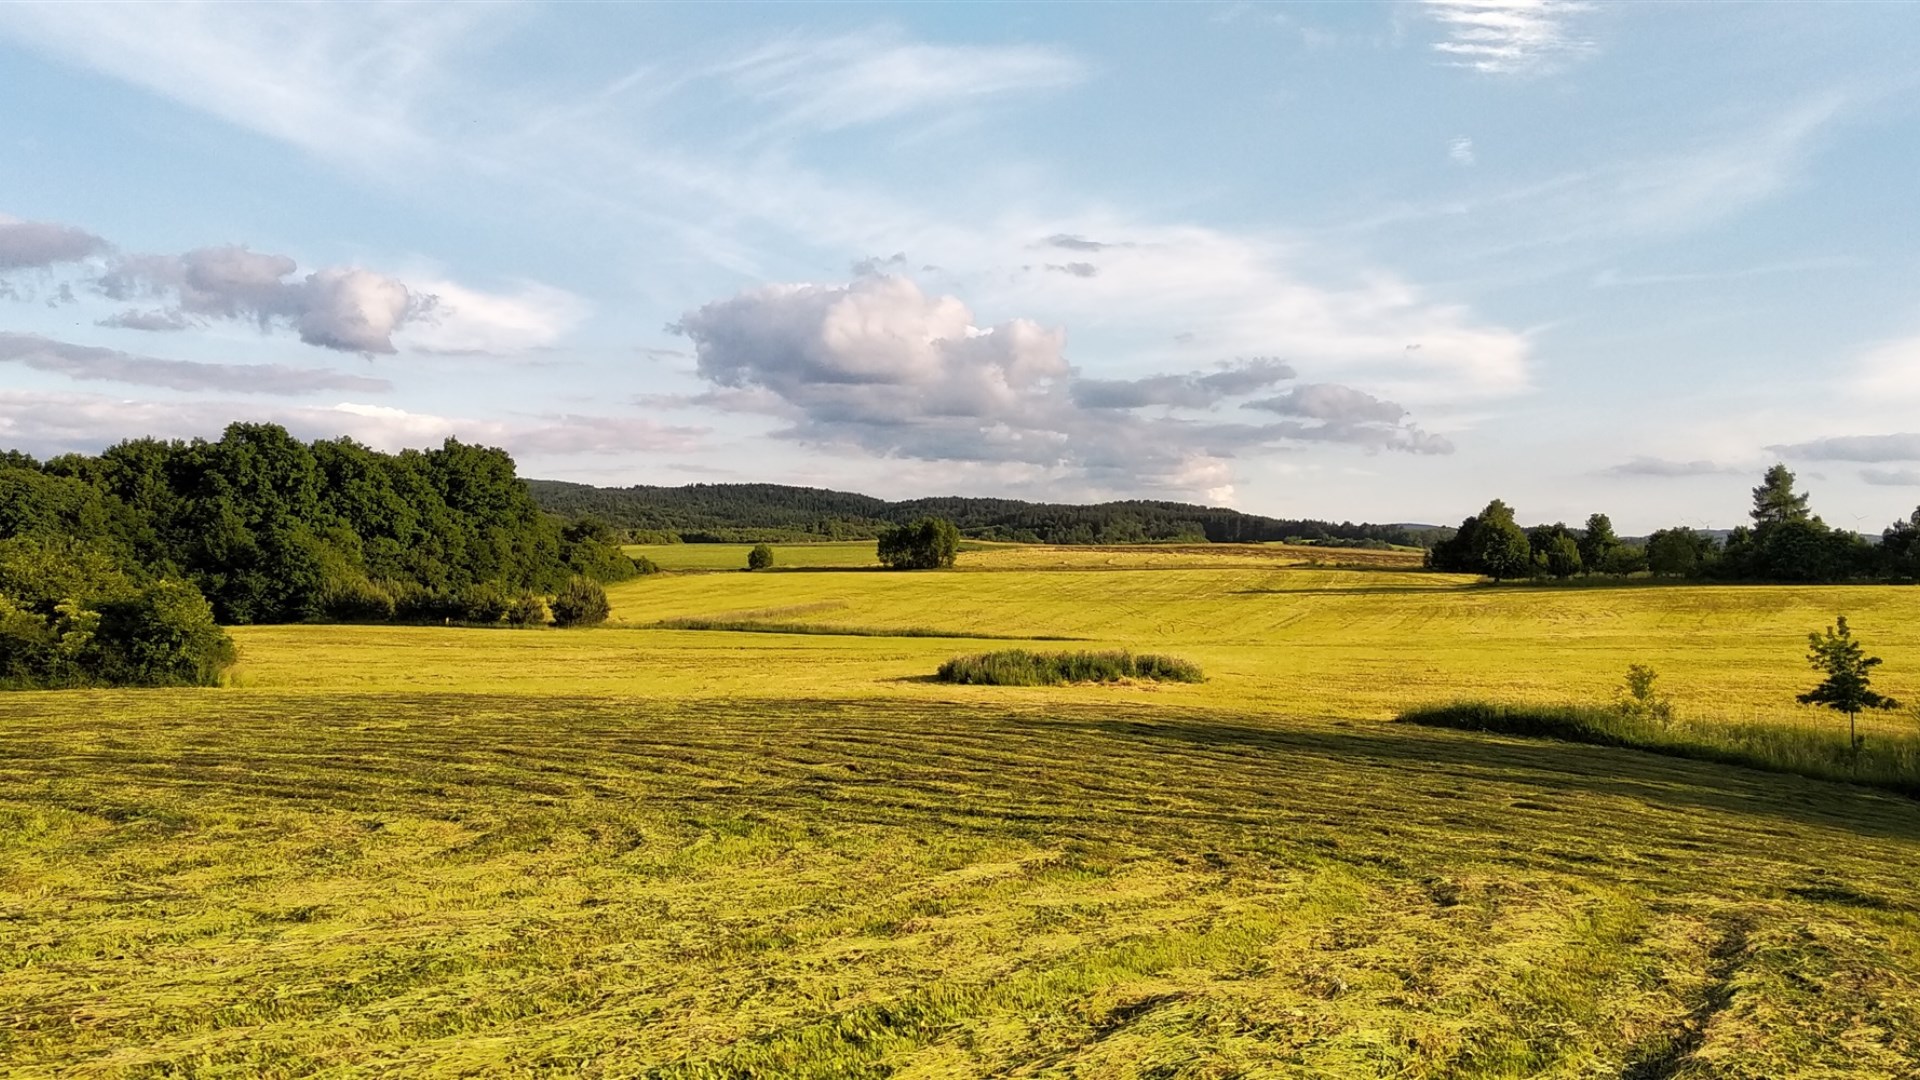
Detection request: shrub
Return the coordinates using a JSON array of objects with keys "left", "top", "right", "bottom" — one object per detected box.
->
[
  {"left": 90, "top": 579, "right": 237, "bottom": 686},
  {"left": 747, "top": 543, "right": 774, "bottom": 571},
  {"left": 935, "top": 649, "right": 1203, "bottom": 686},
  {"left": 1616, "top": 663, "right": 1673, "bottom": 724},
  {"left": 320, "top": 575, "right": 397, "bottom": 622},
  {"left": 386, "top": 581, "right": 462, "bottom": 624},
  {"left": 457, "top": 582, "right": 511, "bottom": 625},
  {"left": 1, "top": 577, "right": 234, "bottom": 688},
  {"left": 506, "top": 591, "right": 548, "bottom": 628},
  {"left": 878, "top": 517, "right": 960, "bottom": 570},
  {"left": 550, "top": 576, "right": 610, "bottom": 628}
]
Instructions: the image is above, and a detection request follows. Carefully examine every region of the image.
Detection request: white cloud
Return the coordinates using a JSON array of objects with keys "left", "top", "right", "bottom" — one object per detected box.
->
[
  {"left": 672, "top": 274, "right": 1453, "bottom": 500},
  {"left": 1769, "top": 433, "right": 1920, "bottom": 463},
  {"left": 399, "top": 279, "right": 590, "bottom": 354},
  {"left": 1448, "top": 136, "right": 1476, "bottom": 166},
  {"left": 5, "top": 216, "right": 590, "bottom": 358},
  {"left": 712, "top": 31, "right": 1086, "bottom": 136},
  {"left": 1604, "top": 456, "right": 1744, "bottom": 478},
  {"left": 0, "top": 3, "right": 496, "bottom": 173},
  {"left": 1422, "top": 0, "right": 1595, "bottom": 76},
  {"left": 0, "top": 216, "right": 109, "bottom": 269},
  {"left": 95, "top": 246, "right": 427, "bottom": 354},
  {"left": 0, "top": 331, "right": 389, "bottom": 395},
  {"left": 0, "top": 391, "right": 701, "bottom": 459},
  {"left": 1861, "top": 468, "right": 1920, "bottom": 487},
  {"left": 1853, "top": 335, "right": 1920, "bottom": 400}
]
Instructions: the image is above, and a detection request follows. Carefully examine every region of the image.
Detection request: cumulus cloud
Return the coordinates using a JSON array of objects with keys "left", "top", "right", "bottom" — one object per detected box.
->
[
  {"left": 1247, "top": 383, "right": 1408, "bottom": 424},
  {"left": 1605, "top": 457, "right": 1743, "bottom": 477},
  {"left": 672, "top": 275, "right": 1451, "bottom": 499},
  {"left": 1768, "top": 433, "right": 1920, "bottom": 463},
  {"left": 1, "top": 220, "right": 592, "bottom": 356},
  {"left": 1423, "top": 0, "right": 1595, "bottom": 76},
  {"left": 93, "top": 246, "right": 428, "bottom": 354},
  {"left": 0, "top": 331, "right": 390, "bottom": 395},
  {"left": 1073, "top": 359, "right": 1295, "bottom": 410},
  {"left": 1239, "top": 383, "right": 1457, "bottom": 453},
  {"left": 0, "top": 217, "right": 109, "bottom": 270}
]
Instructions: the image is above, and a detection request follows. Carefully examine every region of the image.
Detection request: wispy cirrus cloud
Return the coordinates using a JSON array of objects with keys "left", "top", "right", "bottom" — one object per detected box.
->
[
  {"left": 0, "top": 390, "right": 703, "bottom": 460},
  {"left": 1605, "top": 457, "right": 1744, "bottom": 478},
  {"left": 712, "top": 31, "right": 1086, "bottom": 136},
  {"left": 0, "top": 3, "right": 496, "bottom": 172},
  {"left": 1769, "top": 433, "right": 1920, "bottom": 463},
  {"left": 0, "top": 331, "right": 390, "bottom": 395},
  {"left": 1422, "top": 0, "right": 1596, "bottom": 76},
  {"left": 1861, "top": 468, "right": 1920, "bottom": 488}
]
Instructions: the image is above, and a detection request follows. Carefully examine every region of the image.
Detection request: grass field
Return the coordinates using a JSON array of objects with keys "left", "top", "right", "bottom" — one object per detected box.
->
[
  {"left": 625, "top": 541, "right": 882, "bottom": 571},
  {"left": 8, "top": 542, "right": 1920, "bottom": 1076}
]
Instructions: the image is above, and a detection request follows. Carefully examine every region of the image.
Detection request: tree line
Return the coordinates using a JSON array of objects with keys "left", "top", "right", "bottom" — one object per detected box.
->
[
  {"left": 1428, "top": 464, "right": 1920, "bottom": 582},
  {"left": 526, "top": 479, "right": 1442, "bottom": 548},
  {"left": 2, "top": 424, "right": 642, "bottom": 687}
]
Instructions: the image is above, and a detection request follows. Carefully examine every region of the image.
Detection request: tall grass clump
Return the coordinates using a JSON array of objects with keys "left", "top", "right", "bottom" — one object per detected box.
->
[
  {"left": 1398, "top": 701, "right": 1920, "bottom": 798},
  {"left": 935, "top": 649, "right": 1203, "bottom": 686}
]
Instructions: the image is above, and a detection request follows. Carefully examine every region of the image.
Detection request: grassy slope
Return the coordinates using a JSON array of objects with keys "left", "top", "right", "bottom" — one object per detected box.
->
[{"left": 6, "top": 543, "right": 1920, "bottom": 1076}]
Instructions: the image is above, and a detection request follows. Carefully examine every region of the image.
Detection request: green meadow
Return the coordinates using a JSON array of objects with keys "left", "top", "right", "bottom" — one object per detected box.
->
[{"left": 8, "top": 542, "right": 1920, "bottom": 1076}]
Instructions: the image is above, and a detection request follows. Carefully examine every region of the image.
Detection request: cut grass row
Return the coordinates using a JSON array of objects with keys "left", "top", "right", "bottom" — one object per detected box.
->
[
  {"left": 5, "top": 692, "right": 1920, "bottom": 1076},
  {"left": 651, "top": 617, "right": 1082, "bottom": 641},
  {"left": 1400, "top": 700, "right": 1920, "bottom": 798}
]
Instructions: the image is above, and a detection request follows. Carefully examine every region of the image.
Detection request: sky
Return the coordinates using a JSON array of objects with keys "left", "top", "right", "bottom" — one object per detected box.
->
[{"left": 3, "top": 1, "right": 1920, "bottom": 532}]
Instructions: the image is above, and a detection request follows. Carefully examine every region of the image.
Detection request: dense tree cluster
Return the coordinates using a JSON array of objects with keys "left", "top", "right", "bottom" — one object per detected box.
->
[
  {"left": 1431, "top": 464, "right": 1920, "bottom": 583},
  {"left": 0, "top": 536, "right": 233, "bottom": 688},
  {"left": 526, "top": 480, "right": 1442, "bottom": 548},
  {"left": 1, "top": 423, "right": 645, "bottom": 686},
  {"left": 877, "top": 517, "right": 961, "bottom": 570}
]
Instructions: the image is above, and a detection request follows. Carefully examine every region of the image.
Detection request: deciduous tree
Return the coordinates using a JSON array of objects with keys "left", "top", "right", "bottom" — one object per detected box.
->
[{"left": 1798, "top": 615, "right": 1899, "bottom": 752}]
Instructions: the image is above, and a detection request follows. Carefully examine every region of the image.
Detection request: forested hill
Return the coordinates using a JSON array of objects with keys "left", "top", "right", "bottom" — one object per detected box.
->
[{"left": 525, "top": 479, "right": 1442, "bottom": 547}]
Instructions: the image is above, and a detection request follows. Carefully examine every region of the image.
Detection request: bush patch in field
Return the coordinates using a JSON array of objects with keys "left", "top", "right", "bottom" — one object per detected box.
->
[
  {"left": 1398, "top": 701, "right": 1920, "bottom": 798},
  {"left": 935, "top": 649, "right": 1204, "bottom": 686}
]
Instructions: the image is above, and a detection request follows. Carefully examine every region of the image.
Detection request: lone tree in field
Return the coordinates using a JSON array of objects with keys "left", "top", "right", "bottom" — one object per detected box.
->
[
  {"left": 1579, "top": 513, "right": 1619, "bottom": 574},
  {"left": 1752, "top": 464, "right": 1812, "bottom": 531},
  {"left": 1474, "top": 500, "right": 1533, "bottom": 581},
  {"left": 747, "top": 543, "right": 774, "bottom": 571},
  {"left": 1798, "top": 615, "right": 1899, "bottom": 752},
  {"left": 877, "top": 517, "right": 960, "bottom": 570},
  {"left": 549, "top": 577, "right": 610, "bottom": 628}
]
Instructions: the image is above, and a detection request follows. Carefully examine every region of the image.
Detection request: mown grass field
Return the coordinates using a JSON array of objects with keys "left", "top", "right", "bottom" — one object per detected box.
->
[
  {"left": 625, "top": 541, "right": 883, "bottom": 572},
  {"left": 8, "top": 543, "right": 1920, "bottom": 1076}
]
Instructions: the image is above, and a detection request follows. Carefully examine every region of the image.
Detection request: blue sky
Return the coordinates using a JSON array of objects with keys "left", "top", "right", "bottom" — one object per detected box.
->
[{"left": 4, "top": 1, "right": 1920, "bottom": 532}]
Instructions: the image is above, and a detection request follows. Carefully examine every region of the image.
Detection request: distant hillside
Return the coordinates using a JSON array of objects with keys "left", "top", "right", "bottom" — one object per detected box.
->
[{"left": 526, "top": 479, "right": 1448, "bottom": 548}]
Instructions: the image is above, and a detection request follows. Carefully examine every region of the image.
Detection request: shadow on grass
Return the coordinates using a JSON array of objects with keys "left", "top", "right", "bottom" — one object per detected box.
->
[{"left": 1071, "top": 713, "right": 1920, "bottom": 844}]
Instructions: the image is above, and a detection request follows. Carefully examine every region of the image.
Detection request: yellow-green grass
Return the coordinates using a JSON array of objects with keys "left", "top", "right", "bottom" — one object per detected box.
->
[
  {"left": 8, "top": 544, "right": 1920, "bottom": 1075},
  {"left": 625, "top": 541, "right": 880, "bottom": 571},
  {"left": 226, "top": 552, "right": 1920, "bottom": 728},
  {"left": 6, "top": 693, "right": 1920, "bottom": 1076}
]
